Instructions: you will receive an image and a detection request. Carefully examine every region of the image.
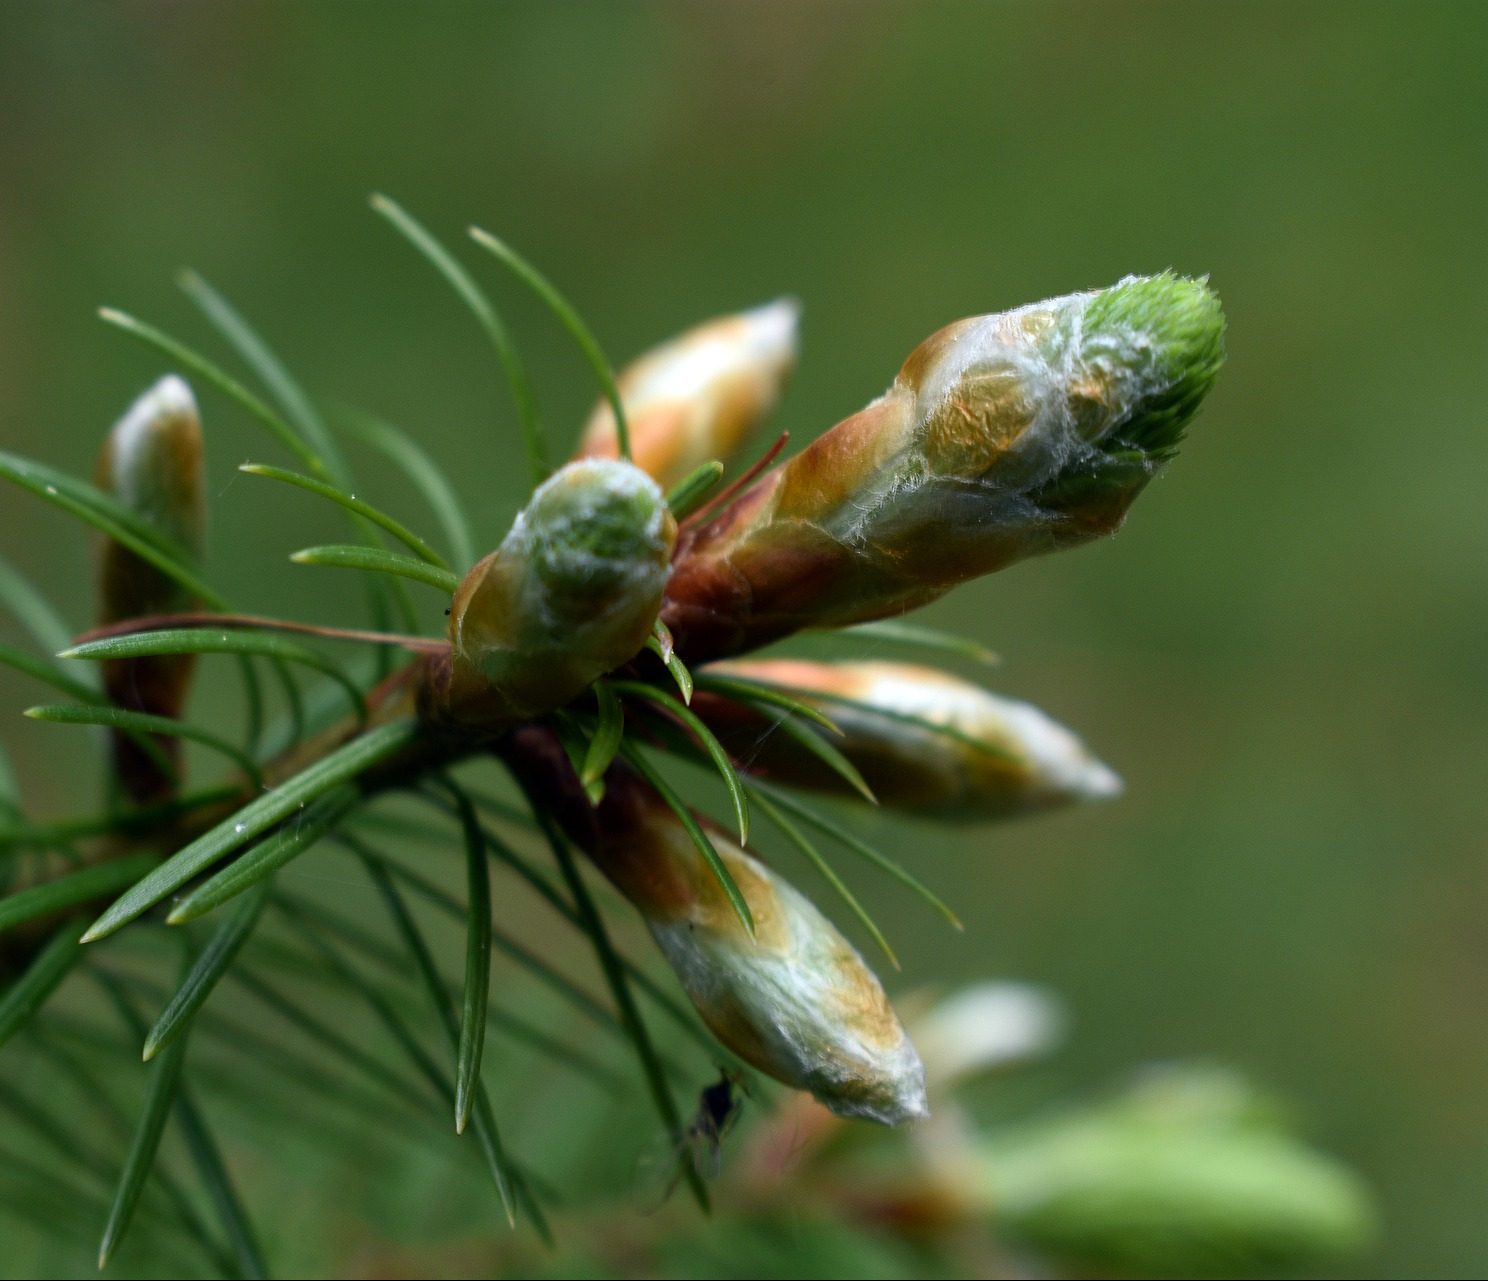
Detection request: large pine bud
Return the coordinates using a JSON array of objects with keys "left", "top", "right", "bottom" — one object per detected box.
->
[{"left": 664, "top": 274, "right": 1224, "bottom": 661}]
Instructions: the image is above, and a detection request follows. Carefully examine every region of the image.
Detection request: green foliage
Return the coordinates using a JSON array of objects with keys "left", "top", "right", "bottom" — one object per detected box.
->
[{"left": 82, "top": 719, "right": 418, "bottom": 940}]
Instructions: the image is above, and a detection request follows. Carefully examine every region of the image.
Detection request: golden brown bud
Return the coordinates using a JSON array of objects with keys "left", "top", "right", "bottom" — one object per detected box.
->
[
  {"left": 607, "top": 777, "right": 925, "bottom": 1124},
  {"left": 574, "top": 300, "right": 799, "bottom": 489},
  {"left": 505, "top": 732, "right": 926, "bottom": 1125},
  {"left": 698, "top": 659, "right": 1121, "bottom": 821},
  {"left": 663, "top": 275, "right": 1224, "bottom": 661}
]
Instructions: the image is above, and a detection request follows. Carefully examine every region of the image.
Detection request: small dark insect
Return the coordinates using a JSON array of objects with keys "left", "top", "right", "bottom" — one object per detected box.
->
[
  {"left": 692, "top": 1069, "right": 746, "bottom": 1156},
  {"left": 637, "top": 1069, "right": 748, "bottom": 1208}
]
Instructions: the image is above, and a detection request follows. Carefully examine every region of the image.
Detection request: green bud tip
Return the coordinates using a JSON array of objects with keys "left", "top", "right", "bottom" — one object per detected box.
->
[
  {"left": 1078, "top": 271, "right": 1226, "bottom": 461},
  {"left": 521, "top": 458, "right": 673, "bottom": 598}
]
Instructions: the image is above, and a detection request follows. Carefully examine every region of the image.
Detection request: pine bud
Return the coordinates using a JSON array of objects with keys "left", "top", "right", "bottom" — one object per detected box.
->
[
  {"left": 574, "top": 300, "right": 799, "bottom": 489},
  {"left": 699, "top": 659, "right": 1121, "bottom": 821},
  {"left": 610, "top": 775, "right": 925, "bottom": 1124},
  {"left": 94, "top": 375, "right": 206, "bottom": 801},
  {"left": 910, "top": 982, "right": 1064, "bottom": 1091},
  {"left": 981, "top": 1068, "right": 1373, "bottom": 1277},
  {"left": 436, "top": 460, "right": 675, "bottom": 726},
  {"left": 505, "top": 731, "right": 927, "bottom": 1125},
  {"left": 664, "top": 274, "right": 1224, "bottom": 660}
]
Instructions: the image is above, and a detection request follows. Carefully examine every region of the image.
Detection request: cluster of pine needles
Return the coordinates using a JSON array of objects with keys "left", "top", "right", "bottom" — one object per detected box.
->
[{"left": 0, "top": 195, "right": 1000, "bottom": 1272}]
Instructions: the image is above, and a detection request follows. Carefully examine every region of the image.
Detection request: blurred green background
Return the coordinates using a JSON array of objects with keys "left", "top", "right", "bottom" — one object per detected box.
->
[{"left": 1, "top": 3, "right": 1483, "bottom": 1277}]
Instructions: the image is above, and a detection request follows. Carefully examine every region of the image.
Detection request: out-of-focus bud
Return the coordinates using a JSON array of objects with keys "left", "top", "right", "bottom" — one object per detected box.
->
[
  {"left": 574, "top": 300, "right": 799, "bottom": 490},
  {"left": 433, "top": 460, "right": 675, "bottom": 727},
  {"left": 978, "top": 1067, "right": 1374, "bottom": 1278},
  {"left": 697, "top": 659, "right": 1122, "bottom": 821},
  {"left": 505, "top": 730, "right": 926, "bottom": 1125},
  {"left": 909, "top": 982, "right": 1064, "bottom": 1092},
  {"left": 95, "top": 375, "right": 206, "bottom": 801},
  {"left": 664, "top": 274, "right": 1224, "bottom": 660}
]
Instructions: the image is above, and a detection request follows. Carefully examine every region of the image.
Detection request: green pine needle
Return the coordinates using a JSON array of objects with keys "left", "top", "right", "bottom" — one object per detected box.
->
[
  {"left": 61, "top": 627, "right": 368, "bottom": 729},
  {"left": 99, "top": 306, "right": 326, "bottom": 478},
  {"left": 691, "top": 671, "right": 840, "bottom": 734},
  {"left": 613, "top": 680, "right": 750, "bottom": 845},
  {"left": 25, "top": 702, "right": 262, "bottom": 791},
  {"left": 448, "top": 784, "right": 493, "bottom": 1136},
  {"left": 747, "top": 698, "right": 877, "bottom": 805},
  {"left": 664, "top": 462, "right": 725, "bottom": 520},
  {"left": 748, "top": 786, "right": 898, "bottom": 968},
  {"left": 227, "top": 964, "right": 433, "bottom": 1108},
  {"left": 579, "top": 682, "right": 626, "bottom": 794},
  {"left": 0, "top": 740, "right": 16, "bottom": 808},
  {"left": 1, "top": 641, "right": 112, "bottom": 707},
  {"left": 178, "top": 268, "right": 350, "bottom": 484},
  {"left": 289, "top": 543, "right": 459, "bottom": 594},
  {"left": 371, "top": 194, "right": 550, "bottom": 485},
  {"left": 171, "top": 271, "right": 422, "bottom": 637},
  {"left": 528, "top": 807, "right": 709, "bottom": 1214},
  {"left": 0, "top": 925, "right": 84, "bottom": 1050},
  {"left": 81, "top": 719, "right": 418, "bottom": 941},
  {"left": 29, "top": 1029, "right": 245, "bottom": 1276},
  {"left": 750, "top": 782, "right": 963, "bottom": 931},
  {"left": 734, "top": 670, "right": 1019, "bottom": 763},
  {"left": 274, "top": 901, "right": 497, "bottom": 1129},
  {"left": 242, "top": 463, "right": 450, "bottom": 569},
  {"left": 237, "top": 653, "right": 267, "bottom": 760},
  {"left": 0, "top": 856, "right": 157, "bottom": 937},
  {"left": 467, "top": 224, "right": 631, "bottom": 463},
  {"left": 5, "top": 659, "right": 183, "bottom": 789},
  {"left": 360, "top": 859, "right": 519, "bottom": 1227},
  {"left": 618, "top": 740, "right": 755, "bottom": 938},
  {"left": 331, "top": 405, "right": 478, "bottom": 572},
  {"left": 172, "top": 1086, "right": 269, "bottom": 1279},
  {"left": 0, "top": 451, "right": 227, "bottom": 610},
  {"left": 0, "top": 787, "right": 239, "bottom": 853},
  {"left": 450, "top": 797, "right": 728, "bottom": 1063},
  {"left": 839, "top": 618, "right": 1001, "bottom": 668},
  {"left": 369, "top": 851, "right": 643, "bottom": 1063},
  {"left": 97, "top": 1022, "right": 188, "bottom": 1268},
  {"left": 166, "top": 788, "right": 358, "bottom": 924},
  {"left": 646, "top": 624, "right": 694, "bottom": 704},
  {"left": 144, "top": 884, "right": 271, "bottom": 1061},
  {"left": 0, "top": 558, "right": 81, "bottom": 668}
]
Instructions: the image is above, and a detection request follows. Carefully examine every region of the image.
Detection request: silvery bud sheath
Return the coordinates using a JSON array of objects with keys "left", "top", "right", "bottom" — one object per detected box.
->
[
  {"left": 664, "top": 274, "right": 1224, "bottom": 660},
  {"left": 909, "top": 982, "right": 1064, "bottom": 1091},
  {"left": 574, "top": 300, "right": 799, "bottom": 489},
  {"left": 94, "top": 375, "right": 206, "bottom": 801},
  {"left": 698, "top": 659, "right": 1121, "bottom": 821},
  {"left": 505, "top": 729, "right": 927, "bottom": 1125},
  {"left": 431, "top": 459, "right": 675, "bottom": 728}
]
